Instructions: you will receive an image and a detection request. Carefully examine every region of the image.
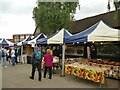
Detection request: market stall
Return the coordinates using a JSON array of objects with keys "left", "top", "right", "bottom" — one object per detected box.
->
[
  {"left": 65, "top": 58, "right": 120, "bottom": 87},
  {"left": 0, "top": 38, "right": 14, "bottom": 46},
  {"left": 88, "top": 59, "right": 120, "bottom": 79},
  {"left": 17, "top": 36, "right": 33, "bottom": 63},
  {"left": 65, "top": 20, "right": 120, "bottom": 59},
  {"left": 64, "top": 20, "right": 120, "bottom": 64},
  {"left": 36, "top": 20, "right": 119, "bottom": 86},
  {"left": 37, "top": 28, "right": 72, "bottom": 76},
  {"left": 65, "top": 58, "right": 120, "bottom": 80},
  {"left": 65, "top": 62, "right": 107, "bottom": 84},
  {"left": 17, "top": 36, "right": 32, "bottom": 46},
  {"left": 26, "top": 33, "right": 47, "bottom": 46},
  {"left": 65, "top": 20, "right": 120, "bottom": 43}
]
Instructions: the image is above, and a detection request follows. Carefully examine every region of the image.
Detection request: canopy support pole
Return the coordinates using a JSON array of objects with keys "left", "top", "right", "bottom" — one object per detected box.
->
[
  {"left": 87, "top": 46, "right": 91, "bottom": 59},
  {"left": 61, "top": 43, "right": 65, "bottom": 77},
  {"left": 21, "top": 45, "right": 23, "bottom": 63}
]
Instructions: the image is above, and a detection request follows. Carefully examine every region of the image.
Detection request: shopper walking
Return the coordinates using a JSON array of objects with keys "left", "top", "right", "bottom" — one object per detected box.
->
[
  {"left": 43, "top": 49, "right": 53, "bottom": 79},
  {"left": 15, "top": 48, "right": 18, "bottom": 64},
  {"left": 6, "top": 48, "right": 11, "bottom": 64},
  {"left": 29, "top": 46, "right": 42, "bottom": 81},
  {"left": 18, "top": 48, "right": 21, "bottom": 63},
  {"left": 0, "top": 44, "right": 2, "bottom": 61},
  {"left": 11, "top": 47, "right": 16, "bottom": 66},
  {"left": 1, "top": 47, "right": 7, "bottom": 67}
]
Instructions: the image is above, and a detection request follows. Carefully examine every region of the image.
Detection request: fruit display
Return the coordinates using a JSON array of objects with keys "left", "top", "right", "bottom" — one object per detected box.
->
[
  {"left": 88, "top": 60, "right": 120, "bottom": 79},
  {"left": 65, "top": 58, "right": 120, "bottom": 80},
  {"left": 65, "top": 62, "right": 107, "bottom": 84},
  {"left": 65, "top": 65, "right": 75, "bottom": 74}
]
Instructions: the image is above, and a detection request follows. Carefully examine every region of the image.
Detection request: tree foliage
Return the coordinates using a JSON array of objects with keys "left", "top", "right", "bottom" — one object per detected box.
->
[
  {"left": 33, "top": 2, "right": 78, "bottom": 35},
  {"left": 114, "top": 1, "right": 120, "bottom": 10}
]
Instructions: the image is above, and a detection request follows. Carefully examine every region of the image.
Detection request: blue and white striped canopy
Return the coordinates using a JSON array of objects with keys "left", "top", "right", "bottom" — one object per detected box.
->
[
  {"left": 37, "top": 28, "right": 72, "bottom": 44},
  {"left": 0, "top": 39, "right": 14, "bottom": 46},
  {"left": 17, "top": 36, "right": 32, "bottom": 46},
  {"left": 27, "top": 33, "right": 47, "bottom": 45},
  {"left": 37, "top": 31, "right": 59, "bottom": 44},
  {"left": 65, "top": 20, "right": 120, "bottom": 44}
]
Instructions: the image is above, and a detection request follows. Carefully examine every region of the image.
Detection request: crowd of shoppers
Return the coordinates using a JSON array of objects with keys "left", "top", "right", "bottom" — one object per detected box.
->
[
  {"left": 0, "top": 45, "right": 22, "bottom": 67},
  {"left": 1, "top": 44, "right": 62, "bottom": 81}
]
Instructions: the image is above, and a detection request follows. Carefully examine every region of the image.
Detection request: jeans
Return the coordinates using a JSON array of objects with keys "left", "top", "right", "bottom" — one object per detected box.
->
[
  {"left": 31, "top": 61, "right": 42, "bottom": 80},
  {"left": 11, "top": 57, "right": 15, "bottom": 66},
  {"left": 1, "top": 57, "right": 6, "bottom": 67}
]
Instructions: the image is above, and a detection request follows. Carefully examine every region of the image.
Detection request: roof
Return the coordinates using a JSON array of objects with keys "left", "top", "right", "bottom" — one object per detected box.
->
[
  {"left": 70, "top": 9, "right": 120, "bottom": 34},
  {"left": 65, "top": 20, "right": 120, "bottom": 43}
]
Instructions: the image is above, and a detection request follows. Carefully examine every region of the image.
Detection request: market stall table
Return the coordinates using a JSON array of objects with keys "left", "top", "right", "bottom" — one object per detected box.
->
[{"left": 65, "top": 62, "right": 108, "bottom": 87}]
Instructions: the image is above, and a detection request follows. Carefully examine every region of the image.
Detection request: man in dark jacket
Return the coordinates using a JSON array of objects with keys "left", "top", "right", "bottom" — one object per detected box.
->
[
  {"left": 29, "top": 46, "right": 42, "bottom": 81},
  {"left": 15, "top": 48, "right": 18, "bottom": 64},
  {"left": 0, "top": 44, "right": 2, "bottom": 60}
]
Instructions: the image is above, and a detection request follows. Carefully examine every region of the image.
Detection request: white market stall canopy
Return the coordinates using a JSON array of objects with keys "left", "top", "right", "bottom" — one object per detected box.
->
[
  {"left": 37, "top": 31, "right": 59, "bottom": 44},
  {"left": 47, "top": 28, "right": 72, "bottom": 44},
  {"left": 17, "top": 36, "right": 32, "bottom": 46},
  {"left": 65, "top": 20, "right": 120, "bottom": 43},
  {"left": 27, "top": 33, "right": 47, "bottom": 45}
]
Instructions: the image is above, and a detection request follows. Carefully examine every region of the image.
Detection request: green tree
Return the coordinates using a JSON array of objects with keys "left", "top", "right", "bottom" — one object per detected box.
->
[
  {"left": 113, "top": 1, "right": 120, "bottom": 10},
  {"left": 33, "top": 2, "right": 78, "bottom": 35}
]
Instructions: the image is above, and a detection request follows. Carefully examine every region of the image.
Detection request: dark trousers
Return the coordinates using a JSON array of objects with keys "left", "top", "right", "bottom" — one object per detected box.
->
[
  {"left": 44, "top": 66, "right": 52, "bottom": 79},
  {"left": 31, "top": 62, "right": 42, "bottom": 80},
  {"left": 15, "top": 56, "right": 18, "bottom": 64}
]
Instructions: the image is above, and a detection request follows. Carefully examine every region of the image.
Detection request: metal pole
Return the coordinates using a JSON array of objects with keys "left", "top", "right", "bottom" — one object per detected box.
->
[
  {"left": 87, "top": 46, "right": 91, "bottom": 59},
  {"left": 61, "top": 43, "right": 65, "bottom": 77},
  {"left": 21, "top": 45, "right": 23, "bottom": 63}
]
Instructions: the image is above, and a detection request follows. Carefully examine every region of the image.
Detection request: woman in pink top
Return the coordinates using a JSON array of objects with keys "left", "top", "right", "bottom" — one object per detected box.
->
[{"left": 43, "top": 49, "right": 53, "bottom": 79}]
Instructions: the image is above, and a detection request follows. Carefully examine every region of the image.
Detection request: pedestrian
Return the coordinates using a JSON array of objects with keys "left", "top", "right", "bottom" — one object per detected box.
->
[
  {"left": 29, "top": 46, "right": 42, "bottom": 81},
  {"left": 15, "top": 48, "right": 18, "bottom": 64},
  {"left": 11, "top": 47, "right": 16, "bottom": 66},
  {"left": 43, "top": 49, "right": 53, "bottom": 79},
  {"left": 6, "top": 48, "right": 9, "bottom": 61},
  {"left": 1, "top": 46, "right": 7, "bottom": 67},
  {"left": 0, "top": 44, "right": 2, "bottom": 65},
  {"left": 18, "top": 47, "right": 21, "bottom": 63},
  {"left": 6, "top": 48, "right": 11, "bottom": 64},
  {"left": 53, "top": 46, "right": 60, "bottom": 57},
  {"left": 53, "top": 46, "right": 60, "bottom": 70}
]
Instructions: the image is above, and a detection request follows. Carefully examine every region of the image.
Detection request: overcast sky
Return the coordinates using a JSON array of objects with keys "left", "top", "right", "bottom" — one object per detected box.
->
[{"left": 0, "top": 0, "right": 115, "bottom": 39}]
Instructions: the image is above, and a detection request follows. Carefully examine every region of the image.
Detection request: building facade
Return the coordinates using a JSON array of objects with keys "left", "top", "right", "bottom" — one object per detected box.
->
[{"left": 13, "top": 34, "right": 32, "bottom": 43}]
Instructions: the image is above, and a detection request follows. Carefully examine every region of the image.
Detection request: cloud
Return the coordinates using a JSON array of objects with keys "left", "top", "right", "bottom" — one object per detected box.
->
[
  {"left": 0, "top": 0, "right": 37, "bottom": 15},
  {"left": 74, "top": 0, "right": 115, "bottom": 20},
  {"left": 0, "top": 0, "right": 37, "bottom": 39},
  {"left": 0, "top": 0, "right": 116, "bottom": 39},
  {"left": 0, "top": 14, "right": 36, "bottom": 39}
]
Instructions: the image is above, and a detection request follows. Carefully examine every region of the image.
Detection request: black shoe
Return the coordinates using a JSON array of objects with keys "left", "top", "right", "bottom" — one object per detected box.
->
[
  {"left": 38, "top": 79, "right": 41, "bottom": 81},
  {"left": 29, "top": 76, "right": 34, "bottom": 80},
  {"left": 49, "top": 77, "right": 52, "bottom": 79}
]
